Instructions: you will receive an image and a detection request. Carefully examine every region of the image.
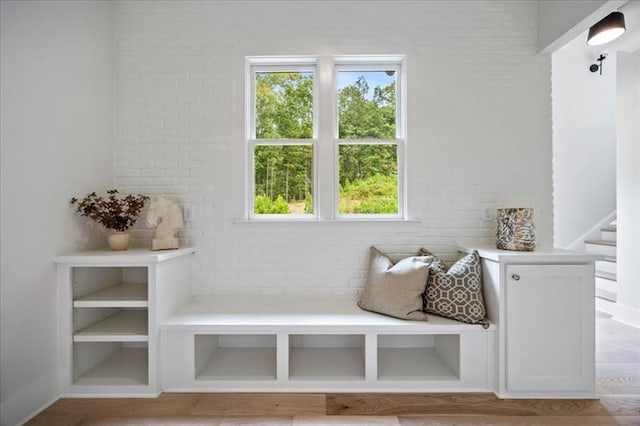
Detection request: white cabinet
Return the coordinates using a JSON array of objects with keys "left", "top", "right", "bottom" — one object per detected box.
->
[
  {"left": 55, "top": 248, "right": 194, "bottom": 396},
  {"left": 505, "top": 264, "right": 593, "bottom": 393},
  {"left": 458, "top": 246, "right": 599, "bottom": 399}
]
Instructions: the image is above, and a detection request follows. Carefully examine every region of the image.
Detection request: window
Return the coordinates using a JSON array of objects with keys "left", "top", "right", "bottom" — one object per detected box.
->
[
  {"left": 335, "top": 60, "right": 404, "bottom": 217},
  {"left": 246, "top": 56, "right": 405, "bottom": 219}
]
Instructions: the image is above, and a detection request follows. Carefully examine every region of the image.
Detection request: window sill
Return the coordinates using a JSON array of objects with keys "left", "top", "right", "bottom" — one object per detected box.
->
[{"left": 233, "top": 218, "right": 421, "bottom": 226}]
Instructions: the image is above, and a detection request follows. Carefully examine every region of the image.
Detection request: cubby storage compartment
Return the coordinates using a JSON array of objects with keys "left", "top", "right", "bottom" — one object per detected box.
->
[
  {"left": 377, "top": 334, "right": 460, "bottom": 380},
  {"left": 72, "top": 267, "right": 148, "bottom": 307},
  {"left": 74, "top": 342, "right": 148, "bottom": 386},
  {"left": 289, "top": 334, "right": 365, "bottom": 380},
  {"left": 74, "top": 308, "right": 148, "bottom": 342},
  {"left": 194, "top": 334, "right": 277, "bottom": 381}
]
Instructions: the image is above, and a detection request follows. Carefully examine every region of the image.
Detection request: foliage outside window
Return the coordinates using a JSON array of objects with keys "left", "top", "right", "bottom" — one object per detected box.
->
[
  {"left": 247, "top": 56, "right": 405, "bottom": 219},
  {"left": 337, "top": 69, "right": 400, "bottom": 215}
]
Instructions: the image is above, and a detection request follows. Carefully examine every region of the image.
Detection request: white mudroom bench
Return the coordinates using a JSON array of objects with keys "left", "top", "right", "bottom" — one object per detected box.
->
[
  {"left": 56, "top": 245, "right": 600, "bottom": 399},
  {"left": 160, "top": 295, "right": 496, "bottom": 393}
]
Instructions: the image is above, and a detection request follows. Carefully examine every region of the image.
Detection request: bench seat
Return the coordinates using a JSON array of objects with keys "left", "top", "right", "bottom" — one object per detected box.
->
[{"left": 161, "top": 295, "right": 495, "bottom": 332}]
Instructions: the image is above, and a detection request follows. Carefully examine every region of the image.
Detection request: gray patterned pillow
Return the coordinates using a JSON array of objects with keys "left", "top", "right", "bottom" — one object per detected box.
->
[
  {"left": 358, "top": 247, "right": 432, "bottom": 320},
  {"left": 419, "top": 249, "right": 489, "bottom": 328}
]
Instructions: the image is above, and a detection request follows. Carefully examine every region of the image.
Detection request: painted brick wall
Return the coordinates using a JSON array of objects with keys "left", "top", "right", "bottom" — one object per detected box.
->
[{"left": 114, "top": 0, "right": 552, "bottom": 296}]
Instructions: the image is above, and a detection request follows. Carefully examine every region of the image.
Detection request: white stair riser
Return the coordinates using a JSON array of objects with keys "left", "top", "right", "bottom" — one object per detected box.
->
[
  {"left": 585, "top": 243, "right": 616, "bottom": 258},
  {"left": 595, "top": 260, "right": 617, "bottom": 276},
  {"left": 596, "top": 297, "right": 617, "bottom": 314},
  {"left": 596, "top": 276, "right": 617, "bottom": 300},
  {"left": 601, "top": 231, "right": 617, "bottom": 242}
]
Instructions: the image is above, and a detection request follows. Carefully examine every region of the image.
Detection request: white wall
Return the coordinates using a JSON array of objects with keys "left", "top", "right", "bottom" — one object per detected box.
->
[
  {"left": 551, "top": 36, "right": 617, "bottom": 249},
  {"left": 0, "top": 1, "right": 114, "bottom": 424},
  {"left": 615, "top": 48, "right": 640, "bottom": 327},
  {"left": 114, "top": 0, "right": 553, "bottom": 296}
]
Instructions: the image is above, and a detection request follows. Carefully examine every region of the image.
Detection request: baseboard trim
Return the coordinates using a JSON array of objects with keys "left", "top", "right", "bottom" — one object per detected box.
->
[
  {"left": 596, "top": 297, "right": 616, "bottom": 315},
  {"left": 614, "top": 303, "right": 640, "bottom": 328},
  {"left": 0, "top": 369, "right": 59, "bottom": 426}
]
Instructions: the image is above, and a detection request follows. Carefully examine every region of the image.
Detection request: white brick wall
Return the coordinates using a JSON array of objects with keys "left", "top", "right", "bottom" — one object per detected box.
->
[{"left": 114, "top": 0, "right": 552, "bottom": 296}]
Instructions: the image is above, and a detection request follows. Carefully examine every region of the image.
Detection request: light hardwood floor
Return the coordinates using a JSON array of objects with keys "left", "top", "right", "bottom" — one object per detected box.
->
[{"left": 28, "top": 312, "right": 639, "bottom": 425}]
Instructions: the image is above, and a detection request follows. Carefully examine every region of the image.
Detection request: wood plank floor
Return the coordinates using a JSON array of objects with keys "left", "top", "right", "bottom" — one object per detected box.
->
[{"left": 27, "top": 312, "right": 640, "bottom": 425}]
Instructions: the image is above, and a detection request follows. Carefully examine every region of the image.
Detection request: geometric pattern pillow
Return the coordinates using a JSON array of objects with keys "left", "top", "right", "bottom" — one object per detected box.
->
[{"left": 419, "top": 249, "right": 489, "bottom": 328}]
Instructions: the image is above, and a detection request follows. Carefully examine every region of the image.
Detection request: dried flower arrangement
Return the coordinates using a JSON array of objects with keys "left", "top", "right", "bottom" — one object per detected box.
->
[{"left": 70, "top": 189, "right": 150, "bottom": 232}]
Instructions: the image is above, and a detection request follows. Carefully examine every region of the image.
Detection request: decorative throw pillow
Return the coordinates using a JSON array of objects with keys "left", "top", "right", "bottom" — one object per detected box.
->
[
  {"left": 358, "top": 247, "right": 432, "bottom": 320},
  {"left": 419, "top": 248, "right": 489, "bottom": 328}
]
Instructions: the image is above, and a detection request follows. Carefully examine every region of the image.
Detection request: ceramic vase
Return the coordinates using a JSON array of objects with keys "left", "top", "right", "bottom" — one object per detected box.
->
[
  {"left": 108, "top": 231, "right": 131, "bottom": 251},
  {"left": 496, "top": 208, "right": 535, "bottom": 251}
]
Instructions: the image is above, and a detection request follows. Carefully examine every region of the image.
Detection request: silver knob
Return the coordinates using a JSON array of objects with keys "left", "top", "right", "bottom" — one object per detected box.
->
[{"left": 512, "top": 274, "right": 520, "bottom": 281}]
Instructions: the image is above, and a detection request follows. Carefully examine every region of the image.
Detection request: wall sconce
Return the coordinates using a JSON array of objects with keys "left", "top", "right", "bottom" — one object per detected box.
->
[
  {"left": 589, "top": 53, "right": 607, "bottom": 75},
  {"left": 587, "top": 11, "right": 626, "bottom": 46}
]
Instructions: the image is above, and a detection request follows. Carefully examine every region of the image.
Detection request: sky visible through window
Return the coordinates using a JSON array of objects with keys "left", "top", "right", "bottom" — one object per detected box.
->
[{"left": 338, "top": 71, "right": 396, "bottom": 100}]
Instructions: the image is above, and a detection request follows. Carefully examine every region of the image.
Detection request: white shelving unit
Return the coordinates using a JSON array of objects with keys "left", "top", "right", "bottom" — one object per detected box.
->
[{"left": 56, "top": 248, "right": 194, "bottom": 396}]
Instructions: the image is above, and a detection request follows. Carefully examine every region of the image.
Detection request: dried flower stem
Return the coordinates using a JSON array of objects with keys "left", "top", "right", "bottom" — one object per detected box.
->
[{"left": 70, "top": 189, "right": 150, "bottom": 232}]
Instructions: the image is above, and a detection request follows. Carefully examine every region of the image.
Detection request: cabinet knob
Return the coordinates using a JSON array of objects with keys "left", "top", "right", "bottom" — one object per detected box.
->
[{"left": 512, "top": 274, "right": 520, "bottom": 281}]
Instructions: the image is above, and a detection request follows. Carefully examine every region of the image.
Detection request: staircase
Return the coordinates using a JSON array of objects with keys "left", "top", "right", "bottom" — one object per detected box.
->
[{"left": 585, "top": 224, "right": 617, "bottom": 312}]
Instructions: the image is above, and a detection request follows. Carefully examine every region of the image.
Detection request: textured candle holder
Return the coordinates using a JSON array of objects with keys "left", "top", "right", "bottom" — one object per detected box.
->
[{"left": 496, "top": 208, "right": 536, "bottom": 251}]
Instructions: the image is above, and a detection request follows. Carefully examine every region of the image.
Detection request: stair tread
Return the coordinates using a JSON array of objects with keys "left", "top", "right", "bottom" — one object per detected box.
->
[
  {"left": 601, "top": 225, "right": 617, "bottom": 232},
  {"left": 596, "top": 271, "right": 617, "bottom": 281},
  {"left": 585, "top": 239, "right": 617, "bottom": 247}
]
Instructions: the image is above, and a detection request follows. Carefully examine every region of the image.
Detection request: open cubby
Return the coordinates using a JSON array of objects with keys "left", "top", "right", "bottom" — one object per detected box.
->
[
  {"left": 194, "top": 334, "right": 277, "bottom": 381},
  {"left": 74, "top": 308, "right": 148, "bottom": 342},
  {"left": 72, "top": 267, "right": 148, "bottom": 306},
  {"left": 74, "top": 342, "right": 148, "bottom": 386},
  {"left": 289, "top": 334, "right": 365, "bottom": 380},
  {"left": 377, "top": 334, "right": 460, "bottom": 380}
]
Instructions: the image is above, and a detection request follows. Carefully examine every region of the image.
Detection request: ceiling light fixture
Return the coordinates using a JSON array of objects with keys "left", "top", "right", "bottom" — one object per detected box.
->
[{"left": 587, "top": 12, "right": 626, "bottom": 46}]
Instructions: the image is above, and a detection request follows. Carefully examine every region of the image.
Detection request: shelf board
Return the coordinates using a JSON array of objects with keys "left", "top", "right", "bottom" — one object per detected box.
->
[
  {"left": 55, "top": 247, "right": 195, "bottom": 265},
  {"left": 197, "top": 348, "right": 277, "bottom": 381},
  {"left": 74, "top": 283, "right": 148, "bottom": 308},
  {"left": 289, "top": 348, "right": 364, "bottom": 380},
  {"left": 378, "top": 348, "right": 458, "bottom": 381},
  {"left": 74, "top": 310, "right": 148, "bottom": 342},
  {"left": 74, "top": 347, "right": 148, "bottom": 386}
]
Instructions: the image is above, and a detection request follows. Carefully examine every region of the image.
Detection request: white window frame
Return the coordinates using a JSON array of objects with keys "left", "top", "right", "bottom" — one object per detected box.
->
[
  {"left": 244, "top": 55, "right": 407, "bottom": 221},
  {"left": 245, "top": 57, "right": 319, "bottom": 219},
  {"left": 333, "top": 56, "right": 407, "bottom": 219}
]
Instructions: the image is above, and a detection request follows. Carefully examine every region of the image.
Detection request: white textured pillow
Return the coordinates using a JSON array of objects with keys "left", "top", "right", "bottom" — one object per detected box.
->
[{"left": 358, "top": 247, "right": 432, "bottom": 320}]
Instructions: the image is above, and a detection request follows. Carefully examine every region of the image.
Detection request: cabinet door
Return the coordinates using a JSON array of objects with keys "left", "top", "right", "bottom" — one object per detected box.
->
[{"left": 505, "top": 264, "right": 594, "bottom": 392}]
